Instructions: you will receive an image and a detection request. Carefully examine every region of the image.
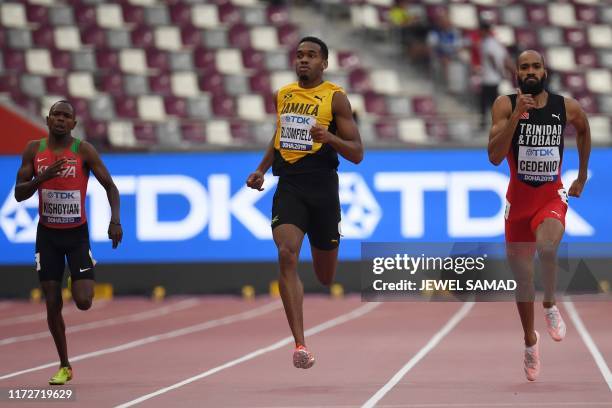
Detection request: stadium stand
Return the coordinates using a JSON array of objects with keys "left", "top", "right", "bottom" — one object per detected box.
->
[{"left": 0, "top": 0, "right": 610, "bottom": 149}]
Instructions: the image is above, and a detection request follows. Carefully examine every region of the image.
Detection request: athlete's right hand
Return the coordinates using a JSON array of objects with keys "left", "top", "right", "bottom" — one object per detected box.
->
[
  {"left": 514, "top": 88, "right": 537, "bottom": 116},
  {"left": 38, "top": 158, "right": 67, "bottom": 182},
  {"left": 246, "top": 171, "right": 265, "bottom": 191}
]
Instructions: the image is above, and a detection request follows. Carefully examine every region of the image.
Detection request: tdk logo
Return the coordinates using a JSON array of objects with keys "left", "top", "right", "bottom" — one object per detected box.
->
[
  {"left": 283, "top": 116, "right": 312, "bottom": 125},
  {"left": 526, "top": 148, "right": 554, "bottom": 157},
  {"left": 47, "top": 192, "right": 76, "bottom": 200}
]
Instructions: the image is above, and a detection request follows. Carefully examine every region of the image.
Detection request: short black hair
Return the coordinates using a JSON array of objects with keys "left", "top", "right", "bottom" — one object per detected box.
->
[
  {"left": 298, "top": 36, "right": 328, "bottom": 60},
  {"left": 49, "top": 100, "right": 75, "bottom": 116}
]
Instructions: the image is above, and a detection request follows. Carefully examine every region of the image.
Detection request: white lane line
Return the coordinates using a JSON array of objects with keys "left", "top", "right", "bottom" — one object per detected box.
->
[
  {"left": 564, "top": 299, "right": 612, "bottom": 392},
  {"left": 0, "top": 300, "right": 282, "bottom": 381},
  {"left": 0, "top": 302, "right": 14, "bottom": 310},
  {"left": 114, "top": 302, "right": 381, "bottom": 408},
  {"left": 0, "top": 299, "right": 200, "bottom": 346},
  {"left": 267, "top": 404, "right": 612, "bottom": 408},
  {"left": 362, "top": 302, "right": 474, "bottom": 408},
  {"left": 0, "top": 300, "right": 109, "bottom": 327}
]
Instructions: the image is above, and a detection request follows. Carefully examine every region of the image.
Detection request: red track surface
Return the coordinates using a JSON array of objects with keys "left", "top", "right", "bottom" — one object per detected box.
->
[{"left": 0, "top": 296, "right": 610, "bottom": 407}]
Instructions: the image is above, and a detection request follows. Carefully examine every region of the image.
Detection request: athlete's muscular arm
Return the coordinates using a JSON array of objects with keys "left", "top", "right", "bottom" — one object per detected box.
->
[
  {"left": 246, "top": 92, "right": 278, "bottom": 191},
  {"left": 488, "top": 89, "right": 536, "bottom": 165},
  {"left": 310, "top": 92, "right": 363, "bottom": 164},
  {"left": 14, "top": 141, "right": 66, "bottom": 202},
  {"left": 565, "top": 97, "right": 591, "bottom": 198},
  {"left": 80, "top": 141, "right": 122, "bottom": 248}
]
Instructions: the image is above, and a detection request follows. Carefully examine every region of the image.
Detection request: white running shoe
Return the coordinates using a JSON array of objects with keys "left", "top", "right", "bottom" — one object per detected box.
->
[
  {"left": 524, "top": 330, "right": 540, "bottom": 381},
  {"left": 544, "top": 305, "right": 567, "bottom": 342}
]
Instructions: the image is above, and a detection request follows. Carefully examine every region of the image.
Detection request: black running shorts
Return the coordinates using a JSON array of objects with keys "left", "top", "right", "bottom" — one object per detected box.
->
[
  {"left": 35, "top": 223, "right": 96, "bottom": 282},
  {"left": 271, "top": 170, "right": 341, "bottom": 250}
]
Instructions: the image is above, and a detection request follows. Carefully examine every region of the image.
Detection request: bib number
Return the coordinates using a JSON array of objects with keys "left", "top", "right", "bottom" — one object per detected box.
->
[
  {"left": 279, "top": 114, "right": 316, "bottom": 151},
  {"left": 41, "top": 189, "right": 81, "bottom": 225}
]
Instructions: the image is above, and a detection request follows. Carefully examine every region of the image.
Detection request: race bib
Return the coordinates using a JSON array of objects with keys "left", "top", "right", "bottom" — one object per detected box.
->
[
  {"left": 279, "top": 114, "right": 316, "bottom": 151},
  {"left": 41, "top": 189, "right": 81, "bottom": 224},
  {"left": 517, "top": 146, "right": 560, "bottom": 183}
]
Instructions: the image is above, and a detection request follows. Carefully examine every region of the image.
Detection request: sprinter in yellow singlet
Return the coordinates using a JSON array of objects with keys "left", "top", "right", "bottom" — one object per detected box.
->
[{"left": 246, "top": 36, "right": 363, "bottom": 369}]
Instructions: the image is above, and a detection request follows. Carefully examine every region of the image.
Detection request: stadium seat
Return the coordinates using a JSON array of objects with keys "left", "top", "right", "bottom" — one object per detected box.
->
[
  {"left": 97, "top": 4, "right": 124, "bottom": 29},
  {"left": 68, "top": 72, "right": 97, "bottom": 98},
  {"left": 215, "top": 48, "right": 245, "bottom": 74},
  {"left": 574, "top": 48, "right": 598, "bottom": 68},
  {"left": 561, "top": 72, "right": 587, "bottom": 94},
  {"left": 586, "top": 69, "right": 612, "bottom": 94},
  {"left": 21, "top": 75, "right": 46, "bottom": 98},
  {"left": 514, "top": 28, "right": 539, "bottom": 50},
  {"left": 242, "top": 48, "right": 265, "bottom": 70},
  {"left": 49, "top": 6, "right": 74, "bottom": 26},
  {"left": 412, "top": 96, "right": 436, "bottom": 116},
  {"left": 124, "top": 74, "right": 149, "bottom": 96},
  {"left": 171, "top": 72, "right": 200, "bottom": 98},
  {"left": 26, "top": 4, "right": 49, "bottom": 25},
  {"left": 169, "top": 3, "right": 192, "bottom": 26},
  {"left": 187, "top": 95, "right": 212, "bottom": 118},
  {"left": 138, "top": 95, "right": 166, "bottom": 122},
  {"left": 155, "top": 26, "right": 182, "bottom": 51},
  {"left": 538, "top": 27, "right": 563, "bottom": 47},
  {"left": 26, "top": 49, "right": 53, "bottom": 75},
  {"left": 1, "top": 3, "right": 27, "bottom": 29},
  {"left": 270, "top": 70, "right": 294, "bottom": 93},
  {"left": 148, "top": 73, "right": 171, "bottom": 96},
  {"left": 82, "top": 25, "right": 107, "bottom": 48},
  {"left": 89, "top": 95, "right": 114, "bottom": 121},
  {"left": 251, "top": 26, "right": 279, "bottom": 51},
  {"left": 564, "top": 28, "right": 587, "bottom": 48},
  {"left": 349, "top": 68, "right": 371, "bottom": 93},
  {"left": 133, "top": 122, "right": 159, "bottom": 145},
  {"left": 364, "top": 91, "right": 388, "bottom": 116},
  {"left": 548, "top": 2, "right": 576, "bottom": 27},
  {"left": 45, "top": 76, "right": 68, "bottom": 95},
  {"left": 398, "top": 118, "right": 428, "bottom": 143},
  {"left": 449, "top": 3, "right": 478, "bottom": 30},
  {"left": 526, "top": 5, "right": 548, "bottom": 25},
  {"left": 145, "top": 5, "right": 170, "bottom": 26},
  {"left": 72, "top": 50, "right": 96, "bottom": 72},
  {"left": 54, "top": 26, "right": 82, "bottom": 51},
  {"left": 146, "top": 48, "right": 170, "bottom": 71},
  {"left": 228, "top": 23, "right": 251, "bottom": 49},
  {"left": 108, "top": 121, "right": 137, "bottom": 148},
  {"left": 546, "top": 47, "right": 576, "bottom": 72},
  {"left": 180, "top": 24, "right": 202, "bottom": 47},
  {"left": 192, "top": 4, "right": 220, "bottom": 29},
  {"left": 224, "top": 74, "right": 250, "bottom": 95},
  {"left": 237, "top": 94, "right": 266, "bottom": 121},
  {"left": 164, "top": 96, "right": 188, "bottom": 118},
  {"left": 7, "top": 28, "right": 32, "bottom": 49},
  {"left": 181, "top": 121, "right": 206, "bottom": 144},
  {"left": 169, "top": 51, "right": 194, "bottom": 72},
  {"left": 574, "top": 4, "right": 598, "bottom": 24},
  {"left": 96, "top": 48, "right": 119, "bottom": 70},
  {"left": 73, "top": 4, "right": 97, "bottom": 28},
  {"left": 599, "top": 50, "right": 612, "bottom": 70},
  {"left": 374, "top": 120, "right": 399, "bottom": 141},
  {"left": 115, "top": 96, "right": 139, "bottom": 118},
  {"left": 131, "top": 25, "right": 154, "bottom": 49},
  {"left": 588, "top": 25, "right": 612, "bottom": 49},
  {"left": 500, "top": 5, "right": 527, "bottom": 27},
  {"left": 99, "top": 72, "right": 123, "bottom": 96},
  {"left": 120, "top": 48, "right": 147, "bottom": 74},
  {"left": 211, "top": 94, "right": 236, "bottom": 117},
  {"left": 122, "top": 3, "right": 145, "bottom": 25},
  {"left": 199, "top": 70, "right": 225, "bottom": 95},
  {"left": 107, "top": 29, "right": 131, "bottom": 50},
  {"left": 206, "top": 119, "right": 232, "bottom": 144}
]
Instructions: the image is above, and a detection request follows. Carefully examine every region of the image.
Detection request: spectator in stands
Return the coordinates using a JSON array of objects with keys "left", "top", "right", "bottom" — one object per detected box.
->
[
  {"left": 478, "top": 20, "right": 514, "bottom": 129},
  {"left": 389, "top": 1, "right": 430, "bottom": 66},
  {"left": 427, "top": 10, "right": 466, "bottom": 89}
]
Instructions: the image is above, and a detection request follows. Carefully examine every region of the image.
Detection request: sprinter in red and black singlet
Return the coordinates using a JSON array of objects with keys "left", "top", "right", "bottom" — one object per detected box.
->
[
  {"left": 246, "top": 37, "right": 363, "bottom": 369},
  {"left": 488, "top": 51, "right": 591, "bottom": 382},
  {"left": 14, "top": 100, "right": 122, "bottom": 385}
]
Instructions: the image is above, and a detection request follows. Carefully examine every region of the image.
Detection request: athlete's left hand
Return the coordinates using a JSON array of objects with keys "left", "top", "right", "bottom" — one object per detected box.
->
[
  {"left": 568, "top": 178, "right": 586, "bottom": 198},
  {"left": 310, "top": 125, "right": 333, "bottom": 144},
  {"left": 108, "top": 223, "right": 123, "bottom": 249}
]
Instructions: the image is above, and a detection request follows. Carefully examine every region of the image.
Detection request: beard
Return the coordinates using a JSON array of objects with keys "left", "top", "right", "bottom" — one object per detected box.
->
[{"left": 518, "top": 74, "right": 546, "bottom": 95}]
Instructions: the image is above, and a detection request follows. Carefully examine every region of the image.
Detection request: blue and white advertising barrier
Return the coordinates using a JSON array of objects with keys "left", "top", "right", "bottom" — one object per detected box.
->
[{"left": 0, "top": 149, "right": 609, "bottom": 264}]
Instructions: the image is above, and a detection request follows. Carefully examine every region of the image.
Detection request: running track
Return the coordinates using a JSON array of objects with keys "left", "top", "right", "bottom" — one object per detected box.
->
[{"left": 0, "top": 296, "right": 610, "bottom": 407}]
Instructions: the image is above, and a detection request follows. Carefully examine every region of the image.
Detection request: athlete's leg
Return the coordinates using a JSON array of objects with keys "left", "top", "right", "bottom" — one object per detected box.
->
[
  {"left": 535, "top": 218, "right": 564, "bottom": 308},
  {"left": 71, "top": 279, "right": 94, "bottom": 310},
  {"left": 506, "top": 218, "right": 537, "bottom": 346},
  {"left": 273, "top": 224, "right": 306, "bottom": 346},
  {"left": 41, "top": 280, "right": 70, "bottom": 367},
  {"left": 311, "top": 247, "right": 338, "bottom": 287},
  {"left": 66, "top": 228, "right": 96, "bottom": 311}
]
